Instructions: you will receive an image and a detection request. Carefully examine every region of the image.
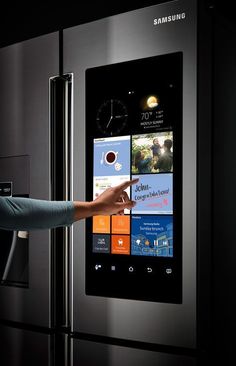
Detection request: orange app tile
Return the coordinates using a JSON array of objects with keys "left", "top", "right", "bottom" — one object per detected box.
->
[
  {"left": 111, "top": 235, "right": 130, "bottom": 255},
  {"left": 112, "top": 215, "right": 130, "bottom": 234},
  {"left": 93, "top": 215, "right": 110, "bottom": 234}
]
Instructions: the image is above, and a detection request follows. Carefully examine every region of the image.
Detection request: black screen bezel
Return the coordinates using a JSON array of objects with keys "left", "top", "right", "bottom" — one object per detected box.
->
[{"left": 85, "top": 52, "right": 183, "bottom": 303}]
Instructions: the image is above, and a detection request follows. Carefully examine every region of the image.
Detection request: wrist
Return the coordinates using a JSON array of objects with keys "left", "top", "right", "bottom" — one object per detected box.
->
[
  {"left": 88, "top": 200, "right": 103, "bottom": 216},
  {"left": 73, "top": 201, "right": 97, "bottom": 221}
]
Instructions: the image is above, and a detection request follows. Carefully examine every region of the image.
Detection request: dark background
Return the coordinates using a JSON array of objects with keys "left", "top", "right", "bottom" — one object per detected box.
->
[{"left": 0, "top": 0, "right": 234, "bottom": 48}]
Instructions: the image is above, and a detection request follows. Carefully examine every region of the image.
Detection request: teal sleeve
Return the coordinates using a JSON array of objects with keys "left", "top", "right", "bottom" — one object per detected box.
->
[{"left": 0, "top": 197, "right": 75, "bottom": 231}]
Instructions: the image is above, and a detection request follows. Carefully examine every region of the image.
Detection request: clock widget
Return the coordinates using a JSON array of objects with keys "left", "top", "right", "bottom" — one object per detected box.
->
[{"left": 96, "top": 99, "right": 128, "bottom": 136}]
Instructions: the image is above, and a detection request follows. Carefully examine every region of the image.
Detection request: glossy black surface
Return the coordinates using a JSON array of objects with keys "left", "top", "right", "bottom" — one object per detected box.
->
[
  {"left": 0, "top": 1, "right": 235, "bottom": 49},
  {"left": 86, "top": 53, "right": 182, "bottom": 303},
  {"left": 0, "top": 1, "right": 168, "bottom": 48}
]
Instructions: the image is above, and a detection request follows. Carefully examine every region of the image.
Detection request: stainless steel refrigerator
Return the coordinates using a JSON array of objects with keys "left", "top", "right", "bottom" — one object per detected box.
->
[{"left": 0, "top": 0, "right": 235, "bottom": 364}]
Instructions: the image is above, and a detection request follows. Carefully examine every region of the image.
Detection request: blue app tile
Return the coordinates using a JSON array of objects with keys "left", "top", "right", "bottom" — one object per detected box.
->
[
  {"left": 131, "top": 215, "right": 173, "bottom": 257},
  {"left": 94, "top": 136, "right": 130, "bottom": 177},
  {"left": 131, "top": 174, "right": 173, "bottom": 214}
]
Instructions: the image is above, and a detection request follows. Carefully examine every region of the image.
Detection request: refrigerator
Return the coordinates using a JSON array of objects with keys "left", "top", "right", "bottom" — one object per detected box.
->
[{"left": 0, "top": 0, "right": 235, "bottom": 364}]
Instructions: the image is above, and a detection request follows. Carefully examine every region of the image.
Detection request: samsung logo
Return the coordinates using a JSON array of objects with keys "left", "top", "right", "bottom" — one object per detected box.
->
[{"left": 154, "top": 12, "right": 186, "bottom": 25}]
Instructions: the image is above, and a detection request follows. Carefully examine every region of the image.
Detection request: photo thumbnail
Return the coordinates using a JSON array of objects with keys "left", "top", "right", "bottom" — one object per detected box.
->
[
  {"left": 131, "top": 215, "right": 173, "bottom": 257},
  {"left": 132, "top": 132, "right": 173, "bottom": 174}
]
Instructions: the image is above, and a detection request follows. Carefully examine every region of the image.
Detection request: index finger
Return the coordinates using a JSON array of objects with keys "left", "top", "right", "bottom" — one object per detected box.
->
[{"left": 115, "top": 178, "right": 139, "bottom": 192}]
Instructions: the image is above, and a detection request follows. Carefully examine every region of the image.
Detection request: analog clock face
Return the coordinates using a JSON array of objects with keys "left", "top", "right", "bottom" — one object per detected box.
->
[{"left": 96, "top": 99, "right": 128, "bottom": 136}]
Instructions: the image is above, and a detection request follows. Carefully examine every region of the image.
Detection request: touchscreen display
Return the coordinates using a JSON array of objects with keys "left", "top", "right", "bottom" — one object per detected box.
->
[
  {"left": 86, "top": 53, "right": 182, "bottom": 303},
  {"left": 93, "top": 132, "right": 173, "bottom": 257}
]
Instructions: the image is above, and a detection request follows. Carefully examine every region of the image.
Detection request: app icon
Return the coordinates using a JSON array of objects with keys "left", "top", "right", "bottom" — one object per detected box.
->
[
  {"left": 111, "top": 235, "right": 130, "bottom": 255},
  {"left": 95, "top": 264, "right": 102, "bottom": 271},
  {"left": 165, "top": 268, "right": 172, "bottom": 275},
  {"left": 104, "top": 151, "right": 118, "bottom": 165},
  {"left": 112, "top": 215, "right": 130, "bottom": 234},
  {"left": 92, "top": 235, "right": 110, "bottom": 253},
  {"left": 93, "top": 215, "right": 110, "bottom": 234},
  {"left": 94, "top": 136, "right": 130, "bottom": 176}
]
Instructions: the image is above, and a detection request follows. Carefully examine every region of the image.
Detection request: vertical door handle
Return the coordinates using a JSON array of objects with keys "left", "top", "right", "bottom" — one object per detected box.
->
[{"left": 49, "top": 73, "right": 73, "bottom": 328}]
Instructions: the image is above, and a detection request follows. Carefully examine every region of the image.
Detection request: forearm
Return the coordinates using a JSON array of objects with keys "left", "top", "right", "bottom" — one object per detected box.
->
[
  {"left": 0, "top": 179, "right": 138, "bottom": 231},
  {"left": 73, "top": 200, "right": 108, "bottom": 221},
  {"left": 0, "top": 197, "right": 75, "bottom": 231}
]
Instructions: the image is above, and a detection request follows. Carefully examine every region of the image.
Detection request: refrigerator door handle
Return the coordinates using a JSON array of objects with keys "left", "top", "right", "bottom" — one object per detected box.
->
[{"left": 49, "top": 73, "right": 73, "bottom": 329}]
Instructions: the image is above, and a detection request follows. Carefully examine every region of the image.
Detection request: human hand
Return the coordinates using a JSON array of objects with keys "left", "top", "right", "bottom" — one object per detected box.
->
[
  {"left": 91, "top": 178, "right": 139, "bottom": 216},
  {"left": 73, "top": 179, "right": 139, "bottom": 221}
]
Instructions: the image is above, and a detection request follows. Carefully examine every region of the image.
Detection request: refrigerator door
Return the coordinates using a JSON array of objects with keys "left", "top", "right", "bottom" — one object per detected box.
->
[
  {"left": 0, "top": 163, "right": 29, "bottom": 288},
  {"left": 0, "top": 324, "right": 52, "bottom": 366},
  {"left": 72, "top": 338, "right": 197, "bottom": 366},
  {"left": 64, "top": 0, "right": 197, "bottom": 348},
  {"left": 0, "top": 33, "right": 59, "bottom": 327}
]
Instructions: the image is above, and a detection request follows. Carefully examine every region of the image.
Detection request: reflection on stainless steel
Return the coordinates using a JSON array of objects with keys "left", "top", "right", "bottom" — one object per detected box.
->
[{"left": 2, "top": 231, "right": 18, "bottom": 282}]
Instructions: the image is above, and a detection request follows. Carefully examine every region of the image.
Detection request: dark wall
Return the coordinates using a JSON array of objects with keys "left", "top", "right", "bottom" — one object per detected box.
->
[{"left": 212, "top": 11, "right": 236, "bottom": 365}]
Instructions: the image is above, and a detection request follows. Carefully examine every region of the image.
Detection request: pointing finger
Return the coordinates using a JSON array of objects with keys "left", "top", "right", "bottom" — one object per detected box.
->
[{"left": 115, "top": 178, "right": 139, "bottom": 192}]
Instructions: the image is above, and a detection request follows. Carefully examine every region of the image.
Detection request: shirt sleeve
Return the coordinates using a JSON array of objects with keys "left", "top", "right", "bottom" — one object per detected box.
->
[{"left": 0, "top": 197, "right": 75, "bottom": 231}]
